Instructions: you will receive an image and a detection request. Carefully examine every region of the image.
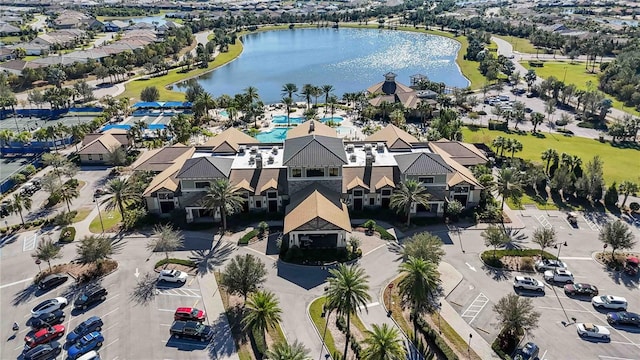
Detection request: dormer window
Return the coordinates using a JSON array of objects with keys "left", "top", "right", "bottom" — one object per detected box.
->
[
  {"left": 291, "top": 168, "right": 302, "bottom": 178},
  {"left": 419, "top": 177, "right": 434, "bottom": 184},
  {"left": 306, "top": 167, "right": 325, "bottom": 177}
]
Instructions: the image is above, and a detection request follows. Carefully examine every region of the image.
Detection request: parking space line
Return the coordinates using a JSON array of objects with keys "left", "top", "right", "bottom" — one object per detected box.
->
[
  {"left": 461, "top": 293, "right": 489, "bottom": 324},
  {"left": 23, "top": 234, "right": 37, "bottom": 252},
  {"left": 157, "top": 308, "right": 175, "bottom": 312},
  {"left": 540, "top": 350, "right": 547, "bottom": 360},
  {"left": 582, "top": 215, "right": 602, "bottom": 232},
  {"left": 156, "top": 288, "right": 201, "bottom": 298},
  {"left": 571, "top": 301, "right": 640, "bottom": 349},
  {"left": 192, "top": 299, "right": 199, "bottom": 308},
  {"left": 101, "top": 338, "right": 119, "bottom": 351},
  {"left": 160, "top": 323, "right": 173, "bottom": 327},
  {"left": 599, "top": 356, "right": 636, "bottom": 360},
  {"left": 101, "top": 307, "right": 120, "bottom": 319},
  {"left": 536, "top": 215, "right": 552, "bottom": 230},
  {"left": 0, "top": 277, "right": 33, "bottom": 289},
  {"left": 103, "top": 322, "right": 120, "bottom": 332},
  {"left": 536, "top": 306, "right": 593, "bottom": 313},
  {"left": 188, "top": 277, "right": 196, "bottom": 286}
]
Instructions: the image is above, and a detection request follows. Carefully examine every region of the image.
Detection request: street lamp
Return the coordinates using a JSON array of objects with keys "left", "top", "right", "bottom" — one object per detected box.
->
[
  {"left": 467, "top": 333, "right": 473, "bottom": 357},
  {"left": 438, "top": 302, "right": 442, "bottom": 334},
  {"left": 93, "top": 196, "right": 105, "bottom": 234},
  {"left": 554, "top": 241, "right": 568, "bottom": 259}
]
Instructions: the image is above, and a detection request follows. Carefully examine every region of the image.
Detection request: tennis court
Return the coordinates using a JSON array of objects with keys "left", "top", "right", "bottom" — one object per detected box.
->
[{"left": 0, "top": 114, "right": 98, "bottom": 132}]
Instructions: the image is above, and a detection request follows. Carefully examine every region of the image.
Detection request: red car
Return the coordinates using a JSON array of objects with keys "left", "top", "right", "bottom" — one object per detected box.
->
[
  {"left": 174, "top": 307, "right": 206, "bottom": 322},
  {"left": 24, "top": 325, "right": 65, "bottom": 348}
]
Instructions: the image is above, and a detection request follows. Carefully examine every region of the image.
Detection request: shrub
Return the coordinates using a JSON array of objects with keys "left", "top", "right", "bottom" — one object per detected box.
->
[
  {"left": 336, "top": 315, "right": 347, "bottom": 332},
  {"left": 477, "top": 110, "right": 487, "bottom": 115},
  {"left": 47, "top": 193, "right": 62, "bottom": 207},
  {"left": 11, "top": 173, "right": 26, "bottom": 184},
  {"left": 520, "top": 257, "right": 534, "bottom": 272},
  {"left": 122, "top": 208, "right": 150, "bottom": 231},
  {"left": 64, "top": 178, "right": 79, "bottom": 188},
  {"left": 257, "top": 221, "right": 269, "bottom": 237},
  {"left": 59, "top": 226, "right": 76, "bottom": 243},
  {"left": 21, "top": 164, "right": 37, "bottom": 176},
  {"left": 53, "top": 211, "right": 76, "bottom": 226},
  {"left": 238, "top": 229, "right": 258, "bottom": 245},
  {"left": 375, "top": 225, "right": 395, "bottom": 240},
  {"left": 155, "top": 258, "right": 196, "bottom": 268},
  {"left": 488, "top": 121, "right": 508, "bottom": 130},
  {"left": 630, "top": 202, "right": 639, "bottom": 212},
  {"left": 363, "top": 219, "right": 376, "bottom": 230},
  {"left": 415, "top": 317, "right": 458, "bottom": 360},
  {"left": 284, "top": 245, "right": 302, "bottom": 262}
]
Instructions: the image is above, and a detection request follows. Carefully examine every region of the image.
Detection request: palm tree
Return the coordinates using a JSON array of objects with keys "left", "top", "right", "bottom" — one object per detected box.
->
[
  {"left": 244, "top": 86, "right": 260, "bottom": 104},
  {"left": 361, "top": 323, "right": 406, "bottom": 360},
  {"left": 281, "top": 83, "right": 298, "bottom": 99},
  {"left": 32, "top": 238, "right": 62, "bottom": 272},
  {"left": 0, "top": 129, "right": 14, "bottom": 147},
  {"left": 282, "top": 96, "right": 294, "bottom": 127},
  {"left": 321, "top": 84, "right": 334, "bottom": 112},
  {"left": 200, "top": 179, "right": 244, "bottom": 230},
  {"left": 390, "top": 180, "right": 431, "bottom": 226},
  {"left": 492, "top": 136, "right": 506, "bottom": 157},
  {"left": 59, "top": 182, "right": 80, "bottom": 212},
  {"left": 147, "top": 224, "right": 185, "bottom": 260},
  {"left": 541, "top": 148, "right": 558, "bottom": 175},
  {"left": 619, "top": 181, "right": 639, "bottom": 208},
  {"left": 301, "top": 84, "right": 314, "bottom": 109},
  {"left": 242, "top": 290, "right": 282, "bottom": 343},
  {"left": 482, "top": 225, "right": 510, "bottom": 258},
  {"left": 530, "top": 112, "right": 545, "bottom": 133},
  {"left": 531, "top": 227, "right": 556, "bottom": 258},
  {"left": 101, "top": 178, "right": 139, "bottom": 221},
  {"left": 9, "top": 193, "right": 32, "bottom": 225},
  {"left": 325, "top": 264, "right": 371, "bottom": 360},
  {"left": 505, "top": 138, "right": 523, "bottom": 159},
  {"left": 265, "top": 340, "right": 310, "bottom": 360},
  {"left": 496, "top": 167, "right": 523, "bottom": 212},
  {"left": 493, "top": 294, "right": 540, "bottom": 340},
  {"left": 398, "top": 257, "right": 441, "bottom": 339},
  {"left": 70, "top": 125, "right": 86, "bottom": 152}
]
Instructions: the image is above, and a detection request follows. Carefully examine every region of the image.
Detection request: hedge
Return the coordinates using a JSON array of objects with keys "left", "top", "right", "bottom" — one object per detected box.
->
[
  {"left": 375, "top": 225, "right": 396, "bottom": 240},
  {"left": 491, "top": 338, "right": 512, "bottom": 360},
  {"left": 238, "top": 229, "right": 258, "bottom": 245},
  {"left": 481, "top": 249, "right": 557, "bottom": 269},
  {"left": 415, "top": 317, "right": 458, "bottom": 360},
  {"left": 59, "top": 226, "right": 76, "bottom": 243},
  {"left": 154, "top": 258, "right": 196, "bottom": 269}
]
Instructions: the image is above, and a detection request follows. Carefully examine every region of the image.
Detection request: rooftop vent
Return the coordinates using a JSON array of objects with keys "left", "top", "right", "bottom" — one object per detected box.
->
[
  {"left": 250, "top": 146, "right": 258, "bottom": 154},
  {"left": 365, "top": 154, "right": 375, "bottom": 167},
  {"left": 350, "top": 154, "right": 357, "bottom": 162},
  {"left": 364, "top": 143, "right": 372, "bottom": 152},
  {"left": 238, "top": 145, "right": 246, "bottom": 154},
  {"left": 309, "top": 120, "right": 315, "bottom": 133},
  {"left": 271, "top": 146, "right": 279, "bottom": 155},
  {"left": 248, "top": 156, "right": 255, "bottom": 165},
  {"left": 267, "top": 155, "right": 274, "bottom": 164},
  {"left": 345, "top": 144, "right": 355, "bottom": 153},
  {"left": 376, "top": 142, "right": 385, "bottom": 152},
  {"left": 255, "top": 153, "right": 263, "bottom": 169}
]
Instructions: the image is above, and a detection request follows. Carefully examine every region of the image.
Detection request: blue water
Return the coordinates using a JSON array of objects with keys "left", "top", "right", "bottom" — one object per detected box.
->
[
  {"left": 256, "top": 128, "right": 290, "bottom": 142},
  {"left": 272, "top": 116, "right": 304, "bottom": 124},
  {"left": 101, "top": 124, "right": 166, "bottom": 131},
  {"left": 184, "top": 28, "right": 469, "bottom": 104},
  {"left": 321, "top": 117, "right": 343, "bottom": 123},
  {"left": 130, "top": 15, "right": 167, "bottom": 25},
  {"left": 219, "top": 110, "right": 229, "bottom": 117}
]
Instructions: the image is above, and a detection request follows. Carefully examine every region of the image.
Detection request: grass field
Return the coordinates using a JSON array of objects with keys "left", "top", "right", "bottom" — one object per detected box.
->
[
  {"left": 73, "top": 207, "right": 93, "bottom": 223},
  {"left": 89, "top": 209, "right": 122, "bottom": 233},
  {"left": 0, "top": 35, "right": 20, "bottom": 44},
  {"left": 309, "top": 297, "right": 340, "bottom": 358},
  {"left": 521, "top": 61, "right": 639, "bottom": 116},
  {"left": 119, "top": 41, "right": 243, "bottom": 102},
  {"left": 494, "top": 35, "right": 538, "bottom": 54},
  {"left": 462, "top": 126, "right": 639, "bottom": 185}
]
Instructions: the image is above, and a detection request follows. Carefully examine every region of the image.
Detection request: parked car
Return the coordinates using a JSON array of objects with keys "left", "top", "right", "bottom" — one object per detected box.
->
[
  {"left": 607, "top": 312, "right": 640, "bottom": 327},
  {"left": 535, "top": 259, "right": 567, "bottom": 272},
  {"left": 31, "top": 310, "right": 66, "bottom": 329},
  {"left": 592, "top": 295, "right": 628, "bottom": 310},
  {"left": 543, "top": 268, "right": 574, "bottom": 283},
  {"left": 77, "top": 350, "right": 101, "bottom": 360},
  {"left": 564, "top": 283, "right": 598, "bottom": 297},
  {"left": 576, "top": 323, "right": 610, "bottom": 340},
  {"left": 24, "top": 324, "right": 65, "bottom": 348},
  {"left": 0, "top": 201, "right": 10, "bottom": 217},
  {"left": 23, "top": 341, "right": 62, "bottom": 360},
  {"left": 37, "top": 274, "right": 69, "bottom": 291},
  {"left": 174, "top": 307, "right": 206, "bottom": 322},
  {"left": 31, "top": 297, "right": 68, "bottom": 317},
  {"left": 170, "top": 321, "right": 213, "bottom": 342},
  {"left": 74, "top": 286, "right": 108, "bottom": 309},
  {"left": 67, "top": 317, "right": 103, "bottom": 343},
  {"left": 513, "top": 276, "right": 545, "bottom": 292},
  {"left": 513, "top": 342, "right": 539, "bottom": 360},
  {"left": 158, "top": 269, "right": 188, "bottom": 283},
  {"left": 67, "top": 331, "right": 104, "bottom": 360}
]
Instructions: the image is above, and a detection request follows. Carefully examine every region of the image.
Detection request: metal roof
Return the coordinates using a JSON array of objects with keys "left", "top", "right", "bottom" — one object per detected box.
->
[
  {"left": 176, "top": 157, "right": 233, "bottom": 179},
  {"left": 283, "top": 135, "right": 347, "bottom": 167},
  {"left": 394, "top": 152, "right": 453, "bottom": 175}
]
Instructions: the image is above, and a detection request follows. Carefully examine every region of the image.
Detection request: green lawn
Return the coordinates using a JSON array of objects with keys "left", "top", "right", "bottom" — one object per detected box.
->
[
  {"left": 89, "top": 209, "right": 122, "bottom": 233},
  {"left": 0, "top": 35, "right": 20, "bottom": 44},
  {"left": 506, "top": 193, "right": 560, "bottom": 211},
  {"left": 494, "top": 35, "right": 538, "bottom": 54},
  {"left": 521, "top": 61, "right": 639, "bottom": 116},
  {"left": 119, "top": 41, "right": 243, "bottom": 102},
  {"left": 462, "top": 127, "right": 638, "bottom": 185},
  {"left": 73, "top": 207, "right": 93, "bottom": 223},
  {"left": 309, "top": 297, "right": 340, "bottom": 359}
]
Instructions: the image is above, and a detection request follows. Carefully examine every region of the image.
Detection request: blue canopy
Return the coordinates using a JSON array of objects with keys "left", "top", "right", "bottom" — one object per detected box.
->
[
  {"left": 132, "top": 102, "right": 163, "bottom": 108},
  {"left": 162, "top": 101, "right": 186, "bottom": 108},
  {"left": 182, "top": 102, "right": 193, "bottom": 108}
]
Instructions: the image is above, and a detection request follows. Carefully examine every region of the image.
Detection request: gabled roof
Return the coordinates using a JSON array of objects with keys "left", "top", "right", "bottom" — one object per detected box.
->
[
  {"left": 229, "top": 168, "right": 286, "bottom": 195},
  {"left": 286, "top": 120, "right": 337, "bottom": 139},
  {"left": 132, "top": 145, "right": 195, "bottom": 172},
  {"left": 203, "top": 127, "right": 258, "bottom": 153},
  {"left": 283, "top": 135, "right": 347, "bottom": 167},
  {"left": 77, "top": 133, "right": 126, "bottom": 155},
  {"left": 428, "top": 140, "right": 488, "bottom": 167},
  {"left": 346, "top": 176, "right": 369, "bottom": 191},
  {"left": 142, "top": 155, "right": 189, "bottom": 196},
  {"left": 234, "top": 179, "right": 254, "bottom": 192},
  {"left": 364, "top": 124, "right": 418, "bottom": 150},
  {"left": 375, "top": 176, "right": 395, "bottom": 190},
  {"left": 284, "top": 184, "right": 351, "bottom": 234},
  {"left": 436, "top": 149, "right": 483, "bottom": 189},
  {"left": 259, "top": 178, "right": 278, "bottom": 193},
  {"left": 394, "top": 152, "right": 454, "bottom": 175},
  {"left": 342, "top": 166, "right": 399, "bottom": 192},
  {"left": 176, "top": 157, "right": 233, "bottom": 179}
]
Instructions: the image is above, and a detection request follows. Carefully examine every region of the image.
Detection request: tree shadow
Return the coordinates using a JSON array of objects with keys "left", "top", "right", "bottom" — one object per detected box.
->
[
  {"left": 502, "top": 227, "right": 528, "bottom": 249},
  {"left": 604, "top": 267, "right": 640, "bottom": 289},
  {"left": 0, "top": 232, "right": 19, "bottom": 248},
  {"left": 276, "top": 261, "right": 330, "bottom": 290},
  {"left": 12, "top": 284, "right": 38, "bottom": 306},
  {"left": 129, "top": 272, "right": 158, "bottom": 306},
  {"left": 265, "top": 231, "right": 283, "bottom": 256},
  {"left": 206, "top": 311, "right": 236, "bottom": 359},
  {"left": 189, "top": 239, "right": 235, "bottom": 276},
  {"left": 481, "top": 264, "right": 510, "bottom": 282}
]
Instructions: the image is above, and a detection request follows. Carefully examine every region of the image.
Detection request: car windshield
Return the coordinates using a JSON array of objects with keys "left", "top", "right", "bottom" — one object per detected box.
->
[
  {"left": 80, "top": 334, "right": 93, "bottom": 344},
  {"left": 79, "top": 295, "right": 88, "bottom": 301},
  {"left": 191, "top": 309, "right": 199, "bottom": 316}
]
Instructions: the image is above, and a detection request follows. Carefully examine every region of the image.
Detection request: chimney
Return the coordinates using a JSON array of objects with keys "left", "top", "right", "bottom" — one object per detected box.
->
[
  {"left": 365, "top": 154, "right": 374, "bottom": 167},
  {"left": 309, "top": 120, "right": 315, "bottom": 133},
  {"left": 255, "top": 153, "right": 263, "bottom": 169}
]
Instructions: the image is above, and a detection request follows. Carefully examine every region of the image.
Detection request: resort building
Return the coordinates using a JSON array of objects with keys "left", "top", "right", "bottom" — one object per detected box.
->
[
  {"left": 139, "top": 123, "right": 486, "bottom": 248},
  {"left": 77, "top": 129, "right": 131, "bottom": 165}
]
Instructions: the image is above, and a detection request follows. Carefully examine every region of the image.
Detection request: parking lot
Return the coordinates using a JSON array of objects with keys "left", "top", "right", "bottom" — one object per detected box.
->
[{"left": 445, "top": 209, "right": 640, "bottom": 360}]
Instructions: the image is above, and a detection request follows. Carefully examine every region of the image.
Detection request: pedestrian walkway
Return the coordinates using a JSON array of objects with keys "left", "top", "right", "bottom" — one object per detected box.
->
[{"left": 199, "top": 271, "right": 240, "bottom": 360}]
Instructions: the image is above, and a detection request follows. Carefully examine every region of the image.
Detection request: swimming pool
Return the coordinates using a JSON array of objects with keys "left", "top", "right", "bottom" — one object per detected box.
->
[
  {"left": 219, "top": 110, "right": 229, "bottom": 117},
  {"left": 320, "top": 116, "right": 343, "bottom": 123},
  {"left": 101, "top": 124, "right": 167, "bottom": 131},
  {"left": 272, "top": 115, "right": 304, "bottom": 124},
  {"left": 256, "top": 128, "right": 290, "bottom": 142}
]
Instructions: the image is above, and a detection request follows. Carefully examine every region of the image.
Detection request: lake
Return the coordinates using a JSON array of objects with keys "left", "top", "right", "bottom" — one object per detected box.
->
[{"left": 182, "top": 28, "right": 469, "bottom": 104}]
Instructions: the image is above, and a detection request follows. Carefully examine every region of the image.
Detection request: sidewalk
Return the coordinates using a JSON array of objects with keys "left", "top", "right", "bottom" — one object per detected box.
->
[{"left": 199, "top": 271, "right": 240, "bottom": 360}]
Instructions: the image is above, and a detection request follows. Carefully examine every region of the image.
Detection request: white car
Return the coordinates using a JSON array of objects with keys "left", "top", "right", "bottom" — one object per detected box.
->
[
  {"left": 534, "top": 259, "right": 568, "bottom": 272},
  {"left": 513, "top": 276, "right": 545, "bottom": 292},
  {"left": 543, "top": 268, "right": 574, "bottom": 284},
  {"left": 576, "top": 323, "right": 610, "bottom": 339},
  {"left": 31, "top": 297, "right": 68, "bottom": 317},
  {"left": 591, "top": 295, "right": 627, "bottom": 310},
  {"left": 158, "top": 269, "right": 188, "bottom": 283}
]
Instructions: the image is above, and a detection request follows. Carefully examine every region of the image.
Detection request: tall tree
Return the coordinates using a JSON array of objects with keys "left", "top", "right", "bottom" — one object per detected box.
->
[
  {"left": 619, "top": 181, "right": 639, "bottom": 208},
  {"left": 281, "top": 83, "right": 298, "bottom": 99},
  {"left": 599, "top": 220, "right": 636, "bottom": 261},
  {"left": 282, "top": 96, "right": 294, "bottom": 127},
  {"left": 398, "top": 257, "right": 441, "bottom": 339},
  {"left": 321, "top": 84, "right": 334, "bottom": 110},
  {"left": 496, "top": 167, "right": 523, "bottom": 212},
  {"left": 146, "top": 224, "right": 184, "bottom": 260},
  {"left": 301, "top": 84, "right": 314, "bottom": 109},
  {"left": 390, "top": 180, "right": 431, "bottom": 226},
  {"left": 531, "top": 227, "right": 557, "bottom": 258},
  {"left": 493, "top": 294, "right": 541, "bottom": 340},
  {"left": 9, "top": 193, "right": 32, "bottom": 225},
  {"left": 401, "top": 232, "right": 445, "bottom": 264},
  {"left": 482, "top": 225, "right": 510, "bottom": 258},
  {"left": 101, "top": 178, "right": 139, "bottom": 221},
  {"left": 200, "top": 178, "right": 244, "bottom": 230},
  {"left": 540, "top": 148, "right": 559, "bottom": 175},
  {"left": 242, "top": 290, "right": 282, "bottom": 345},
  {"left": 59, "top": 182, "right": 80, "bottom": 213},
  {"left": 325, "top": 264, "right": 371, "bottom": 360},
  {"left": 32, "top": 239, "right": 62, "bottom": 272},
  {"left": 220, "top": 254, "right": 267, "bottom": 302},
  {"left": 265, "top": 340, "right": 310, "bottom": 360},
  {"left": 75, "top": 236, "right": 117, "bottom": 271},
  {"left": 361, "top": 323, "right": 407, "bottom": 360},
  {"left": 530, "top": 112, "right": 545, "bottom": 133}
]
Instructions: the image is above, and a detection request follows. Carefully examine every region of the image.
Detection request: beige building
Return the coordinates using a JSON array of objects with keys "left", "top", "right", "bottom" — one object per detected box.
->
[{"left": 77, "top": 130, "right": 131, "bottom": 165}]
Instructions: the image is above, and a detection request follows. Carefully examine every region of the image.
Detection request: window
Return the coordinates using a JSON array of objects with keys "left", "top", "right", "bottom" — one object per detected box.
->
[
  {"left": 267, "top": 191, "right": 277, "bottom": 199},
  {"left": 381, "top": 189, "right": 391, "bottom": 196},
  {"left": 306, "top": 167, "right": 325, "bottom": 177},
  {"left": 353, "top": 190, "right": 363, "bottom": 197},
  {"left": 255, "top": 200, "right": 262, "bottom": 208},
  {"left": 329, "top": 167, "right": 340, "bottom": 177},
  {"left": 454, "top": 186, "right": 470, "bottom": 193},
  {"left": 369, "top": 198, "right": 375, "bottom": 206},
  {"left": 291, "top": 168, "right": 302, "bottom": 178},
  {"left": 419, "top": 177, "right": 435, "bottom": 184},
  {"left": 98, "top": 154, "right": 103, "bottom": 161},
  {"left": 87, "top": 154, "right": 93, "bottom": 160},
  {"left": 158, "top": 193, "right": 174, "bottom": 200},
  {"left": 195, "top": 181, "right": 210, "bottom": 189}
]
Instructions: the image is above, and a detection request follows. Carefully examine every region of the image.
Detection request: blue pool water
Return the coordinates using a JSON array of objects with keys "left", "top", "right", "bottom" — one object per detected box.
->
[
  {"left": 219, "top": 110, "right": 229, "bottom": 117},
  {"left": 102, "top": 124, "right": 166, "bottom": 131},
  {"left": 321, "top": 117, "right": 343, "bottom": 123},
  {"left": 272, "top": 116, "right": 304, "bottom": 124},
  {"left": 256, "top": 128, "right": 290, "bottom": 142}
]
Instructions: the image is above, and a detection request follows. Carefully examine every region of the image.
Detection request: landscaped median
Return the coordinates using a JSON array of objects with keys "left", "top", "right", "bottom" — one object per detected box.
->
[{"left": 480, "top": 249, "right": 557, "bottom": 271}]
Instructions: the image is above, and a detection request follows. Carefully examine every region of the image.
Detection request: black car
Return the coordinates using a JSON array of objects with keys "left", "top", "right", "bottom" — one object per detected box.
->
[
  {"left": 31, "top": 310, "right": 66, "bottom": 329},
  {"left": 0, "top": 201, "right": 10, "bottom": 217},
  {"left": 66, "top": 316, "right": 103, "bottom": 343},
  {"left": 74, "top": 286, "right": 108, "bottom": 309},
  {"left": 23, "top": 340, "right": 62, "bottom": 360},
  {"left": 564, "top": 283, "right": 599, "bottom": 297},
  {"left": 607, "top": 312, "right": 640, "bottom": 327},
  {"left": 37, "top": 274, "right": 69, "bottom": 291}
]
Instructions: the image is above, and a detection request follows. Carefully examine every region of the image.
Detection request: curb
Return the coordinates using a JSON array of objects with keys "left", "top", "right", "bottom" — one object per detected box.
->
[{"left": 306, "top": 296, "right": 333, "bottom": 360}]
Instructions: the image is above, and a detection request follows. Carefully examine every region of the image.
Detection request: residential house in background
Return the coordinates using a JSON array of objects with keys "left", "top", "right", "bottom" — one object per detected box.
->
[{"left": 77, "top": 129, "right": 131, "bottom": 165}]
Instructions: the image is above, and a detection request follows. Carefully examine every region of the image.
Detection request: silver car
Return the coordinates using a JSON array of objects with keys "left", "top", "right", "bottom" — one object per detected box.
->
[
  {"left": 513, "top": 276, "right": 545, "bottom": 292},
  {"left": 535, "top": 259, "right": 567, "bottom": 272}
]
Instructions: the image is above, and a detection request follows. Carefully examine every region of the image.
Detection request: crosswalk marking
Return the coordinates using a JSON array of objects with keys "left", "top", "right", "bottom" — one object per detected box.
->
[
  {"left": 23, "top": 234, "right": 37, "bottom": 252},
  {"left": 156, "top": 287, "right": 201, "bottom": 298},
  {"left": 461, "top": 293, "right": 489, "bottom": 325},
  {"left": 582, "top": 215, "right": 602, "bottom": 232},
  {"left": 536, "top": 215, "right": 552, "bottom": 230}
]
